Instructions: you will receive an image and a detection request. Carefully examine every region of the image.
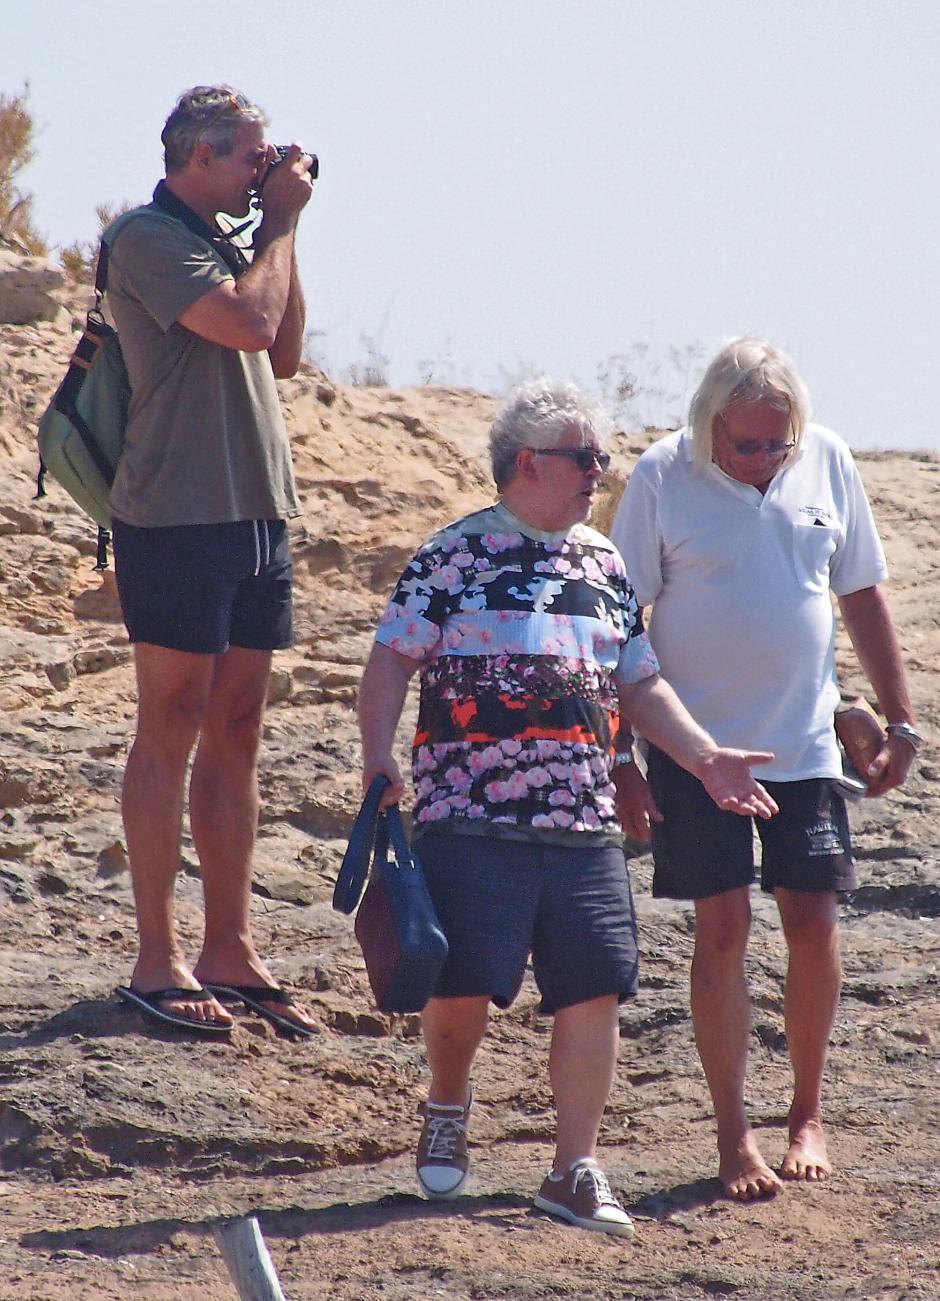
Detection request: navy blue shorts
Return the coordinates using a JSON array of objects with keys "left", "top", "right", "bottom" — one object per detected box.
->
[
  {"left": 645, "top": 745, "right": 856, "bottom": 900},
  {"left": 112, "top": 517, "right": 293, "bottom": 655},
  {"left": 414, "top": 832, "right": 639, "bottom": 1014}
]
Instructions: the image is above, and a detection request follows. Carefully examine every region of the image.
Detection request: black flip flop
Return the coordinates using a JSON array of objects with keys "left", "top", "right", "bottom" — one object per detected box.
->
[
  {"left": 115, "top": 985, "right": 234, "bottom": 1036},
  {"left": 203, "top": 983, "right": 319, "bottom": 1038}
]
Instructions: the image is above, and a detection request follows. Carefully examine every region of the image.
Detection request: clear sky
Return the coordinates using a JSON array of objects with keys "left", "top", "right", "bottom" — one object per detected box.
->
[{"left": 4, "top": 1, "right": 938, "bottom": 450}]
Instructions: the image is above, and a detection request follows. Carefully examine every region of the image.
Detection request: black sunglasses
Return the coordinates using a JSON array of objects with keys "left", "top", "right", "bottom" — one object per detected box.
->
[{"left": 530, "top": 447, "right": 611, "bottom": 472}]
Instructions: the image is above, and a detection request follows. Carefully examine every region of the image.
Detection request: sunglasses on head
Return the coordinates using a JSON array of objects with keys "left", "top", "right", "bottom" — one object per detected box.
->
[
  {"left": 531, "top": 447, "right": 611, "bottom": 472},
  {"left": 198, "top": 92, "right": 250, "bottom": 140}
]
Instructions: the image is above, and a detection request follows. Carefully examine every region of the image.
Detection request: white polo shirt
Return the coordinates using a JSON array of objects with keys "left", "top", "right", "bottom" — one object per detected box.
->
[{"left": 610, "top": 423, "right": 888, "bottom": 781}]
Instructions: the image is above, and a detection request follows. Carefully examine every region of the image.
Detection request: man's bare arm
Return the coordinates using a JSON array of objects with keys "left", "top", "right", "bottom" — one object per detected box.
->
[
  {"left": 618, "top": 673, "right": 778, "bottom": 818},
  {"left": 358, "top": 642, "right": 420, "bottom": 807},
  {"left": 267, "top": 246, "right": 306, "bottom": 377},
  {"left": 177, "top": 147, "right": 312, "bottom": 356},
  {"left": 838, "top": 585, "right": 919, "bottom": 795}
]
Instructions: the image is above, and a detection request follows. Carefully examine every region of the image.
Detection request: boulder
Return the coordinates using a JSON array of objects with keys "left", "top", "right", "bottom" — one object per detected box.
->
[{"left": 0, "top": 249, "right": 67, "bottom": 325}]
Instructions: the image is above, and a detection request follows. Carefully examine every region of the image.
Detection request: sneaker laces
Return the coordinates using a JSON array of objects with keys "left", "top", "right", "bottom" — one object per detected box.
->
[
  {"left": 574, "top": 1163, "right": 619, "bottom": 1208},
  {"left": 424, "top": 1111, "right": 467, "bottom": 1159}
]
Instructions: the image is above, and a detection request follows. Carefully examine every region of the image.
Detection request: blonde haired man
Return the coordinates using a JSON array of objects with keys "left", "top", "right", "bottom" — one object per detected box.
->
[{"left": 611, "top": 338, "right": 921, "bottom": 1198}]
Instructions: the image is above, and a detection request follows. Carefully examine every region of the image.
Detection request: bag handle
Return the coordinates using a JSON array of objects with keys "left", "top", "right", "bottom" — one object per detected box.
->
[
  {"left": 332, "top": 775, "right": 390, "bottom": 915},
  {"left": 383, "top": 805, "right": 417, "bottom": 871}
]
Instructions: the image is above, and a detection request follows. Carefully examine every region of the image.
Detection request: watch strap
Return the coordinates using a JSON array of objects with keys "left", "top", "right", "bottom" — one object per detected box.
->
[{"left": 885, "top": 722, "right": 924, "bottom": 753}]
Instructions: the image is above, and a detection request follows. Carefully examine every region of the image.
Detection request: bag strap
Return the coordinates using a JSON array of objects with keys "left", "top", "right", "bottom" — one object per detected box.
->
[
  {"left": 384, "top": 805, "right": 416, "bottom": 870},
  {"left": 93, "top": 183, "right": 251, "bottom": 305},
  {"left": 93, "top": 241, "right": 110, "bottom": 301},
  {"left": 95, "top": 204, "right": 156, "bottom": 300},
  {"left": 38, "top": 190, "right": 253, "bottom": 570},
  {"left": 332, "top": 775, "right": 391, "bottom": 915},
  {"left": 151, "top": 180, "right": 251, "bottom": 278}
]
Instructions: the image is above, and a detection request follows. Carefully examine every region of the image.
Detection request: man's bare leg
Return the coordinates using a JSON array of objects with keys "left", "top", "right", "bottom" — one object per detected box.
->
[
  {"left": 122, "top": 643, "right": 232, "bottom": 1027},
  {"left": 189, "top": 647, "right": 317, "bottom": 1032},
  {"left": 422, "top": 994, "right": 489, "bottom": 1104},
  {"left": 692, "top": 888, "right": 782, "bottom": 1199},
  {"left": 549, "top": 994, "right": 619, "bottom": 1172},
  {"left": 414, "top": 996, "right": 488, "bottom": 1197},
  {"left": 775, "top": 887, "right": 840, "bottom": 1183}
]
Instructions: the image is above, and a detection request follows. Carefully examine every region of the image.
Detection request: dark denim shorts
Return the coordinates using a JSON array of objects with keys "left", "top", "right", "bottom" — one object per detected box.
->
[
  {"left": 112, "top": 517, "right": 293, "bottom": 655},
  {"left": 645, "top": 745, "right": 856, "bottom": 900},
  {"left": 414, "top": 831, "right": 639, "bottom": 1014}
]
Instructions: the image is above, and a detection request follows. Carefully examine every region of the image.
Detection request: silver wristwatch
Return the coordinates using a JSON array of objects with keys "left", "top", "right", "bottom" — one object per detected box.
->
[
  {"left": 885, "top": 722, "right": 925, "bottom": 753},
  {"left": 611, "top": 751, "right": 636, "bottom": 769}
]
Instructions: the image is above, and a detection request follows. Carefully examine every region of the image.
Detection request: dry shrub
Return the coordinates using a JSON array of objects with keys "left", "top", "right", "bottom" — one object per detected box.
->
[
  {"left": 60, "top": 201, "right": 136, "bottom": 284},
  {"left": 0, "top": 86, "right": 46, "bottom": 254}
]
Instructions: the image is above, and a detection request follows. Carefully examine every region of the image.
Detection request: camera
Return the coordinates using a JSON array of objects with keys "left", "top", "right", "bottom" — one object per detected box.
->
[
  {"left": 266, "top": 144, "right": 319, "bottom": 182},
  {"left": 250, "top": 146, "right": 318, "bottom": 210}
]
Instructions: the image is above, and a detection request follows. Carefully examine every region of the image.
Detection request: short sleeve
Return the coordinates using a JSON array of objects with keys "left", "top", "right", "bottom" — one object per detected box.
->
[
  {"left": 609, "top": 464, "right": 664, "bottom": 608},
  {"left": 109, "top": 217, "right": 233, "bottom": 332},
  {"left": 828, "top": 457, "right": 889, "bottom": 596},
  {"left": 611, "top": 560, "right": 660, "bottom": 685},
  {"left": 373, "top": 537, "right": 465, "bottom": 662}
]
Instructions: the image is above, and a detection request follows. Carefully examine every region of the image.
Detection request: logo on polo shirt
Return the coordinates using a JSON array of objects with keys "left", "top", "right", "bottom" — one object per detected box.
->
[{"left": 798, "top": 505, "right": 835, "bottom": 527}]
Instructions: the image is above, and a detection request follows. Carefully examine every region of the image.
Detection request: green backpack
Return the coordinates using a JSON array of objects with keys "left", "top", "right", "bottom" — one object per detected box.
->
[
  {"left": 36, "top": 207, "right": 164, "bottom": 568},
  {"left": 37, "top": 189, "right": 250, "bottom": 568}
]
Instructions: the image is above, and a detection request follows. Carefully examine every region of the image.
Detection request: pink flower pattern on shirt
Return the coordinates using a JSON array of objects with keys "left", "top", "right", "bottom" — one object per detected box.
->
[{"left": 374, "top": 503, "right": 658, "bottom": 839}]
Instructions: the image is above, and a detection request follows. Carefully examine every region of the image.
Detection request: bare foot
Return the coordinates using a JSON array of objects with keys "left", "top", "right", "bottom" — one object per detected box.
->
[
  {"left": 719, "top": 1133, "right": 784, "bottom": 1200},
  {"left": 781, "top": 1118, "right": 831, "bottom": 1183}
]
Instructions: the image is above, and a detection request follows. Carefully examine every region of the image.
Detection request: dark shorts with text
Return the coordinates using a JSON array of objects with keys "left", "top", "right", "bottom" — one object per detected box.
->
[{"left": 645, "top": 745, "right": 856, "bottom": 899}]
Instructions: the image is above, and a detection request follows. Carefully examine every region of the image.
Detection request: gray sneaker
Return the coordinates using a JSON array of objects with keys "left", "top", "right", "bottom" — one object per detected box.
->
[
  {"left": 534, "top": 1159, "right": 635, "bottom": 1237},
  {"left": 416, "top": 1092, "right": 473, "bottom": 1200}
]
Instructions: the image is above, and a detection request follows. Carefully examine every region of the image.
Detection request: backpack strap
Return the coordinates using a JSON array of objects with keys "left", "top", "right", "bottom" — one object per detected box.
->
[
  {"left": 93, "top": 238, "right": 110, "bottom": 301},
  {"left": 53, "top": 311, "right": 120, "bottom": 486},
  {"left": 41, "top": 193, "right": 254, "bottom": 565},
  {"left": 151, "top": 180, "right": 251, "bottom": 278}
]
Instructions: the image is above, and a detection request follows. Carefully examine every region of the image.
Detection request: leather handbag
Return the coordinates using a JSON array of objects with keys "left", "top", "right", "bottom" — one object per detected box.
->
[{"left": 334, "top": 778, "right": 449, "bottom": 1014}]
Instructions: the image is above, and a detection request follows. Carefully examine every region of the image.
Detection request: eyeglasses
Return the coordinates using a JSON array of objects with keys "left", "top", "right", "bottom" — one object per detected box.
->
[
  {"left": 725, "top": 439, "right": 796, "bottom": 459},
  {"left": 530, "top": 447, "right": 611, "bottom": 472}
]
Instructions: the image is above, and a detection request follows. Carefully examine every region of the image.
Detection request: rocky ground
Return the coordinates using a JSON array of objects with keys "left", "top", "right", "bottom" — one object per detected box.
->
[{"left": 0, "top": 300, "right": 938, "bottom": 1299}]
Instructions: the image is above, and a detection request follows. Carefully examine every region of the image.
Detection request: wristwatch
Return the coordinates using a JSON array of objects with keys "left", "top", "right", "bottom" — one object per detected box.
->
[
  {"left": 611, "top": 751, "right": 636, "bottom": 769},
  {"left": 885, "top": 722, "right": 925, "bottom": 753}
]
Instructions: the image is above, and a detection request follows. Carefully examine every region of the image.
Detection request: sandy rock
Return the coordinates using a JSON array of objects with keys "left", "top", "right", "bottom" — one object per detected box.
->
[
  {"left": 0, "top": 314, "right": 938, "bottom": 1297},
  {"left": 0, "top": 250, "right": 68, "bottom": 325},
  {"left": 96, "top": 842, "right": 129, "bottom": 878}
]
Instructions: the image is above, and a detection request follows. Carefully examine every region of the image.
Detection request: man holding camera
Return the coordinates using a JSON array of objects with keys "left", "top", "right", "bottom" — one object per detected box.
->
[{"left": 108, "top": 86, "right": 317, "bottom": 1036}]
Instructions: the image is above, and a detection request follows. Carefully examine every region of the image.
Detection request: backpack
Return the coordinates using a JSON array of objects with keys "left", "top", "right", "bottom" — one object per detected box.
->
[
  {"left": 36, "top": 187, "right": 250, "bottom": 568},
  {"left": 36, "top": 209, "right": 152, "bottom": 567}
]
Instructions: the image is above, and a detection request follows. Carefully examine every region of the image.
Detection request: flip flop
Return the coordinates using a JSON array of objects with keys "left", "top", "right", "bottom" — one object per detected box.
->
[
  {"left": 203, "top": 983, "right": 319, "bottom": 1038},
  {"left": 115, "top": 985, "right": 234, "bottom": 1036}
]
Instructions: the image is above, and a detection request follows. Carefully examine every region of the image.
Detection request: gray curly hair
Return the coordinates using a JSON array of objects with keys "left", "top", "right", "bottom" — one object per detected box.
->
[
  {"left": 489, "top": 378, "right": 611, "bottom": 491},
  {"left": 162, "top": 85, "right": 268, "bottom": 172}
]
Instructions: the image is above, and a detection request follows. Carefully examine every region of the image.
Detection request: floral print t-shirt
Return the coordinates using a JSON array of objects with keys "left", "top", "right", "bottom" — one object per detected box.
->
[{"left": 375, "top": 502, "right": 660, "bottom": 845}]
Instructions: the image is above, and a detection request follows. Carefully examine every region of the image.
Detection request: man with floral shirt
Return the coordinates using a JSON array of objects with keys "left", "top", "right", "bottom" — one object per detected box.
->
[{"left": 357, "top": 378, "right": 777, "bottom": 1236}]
